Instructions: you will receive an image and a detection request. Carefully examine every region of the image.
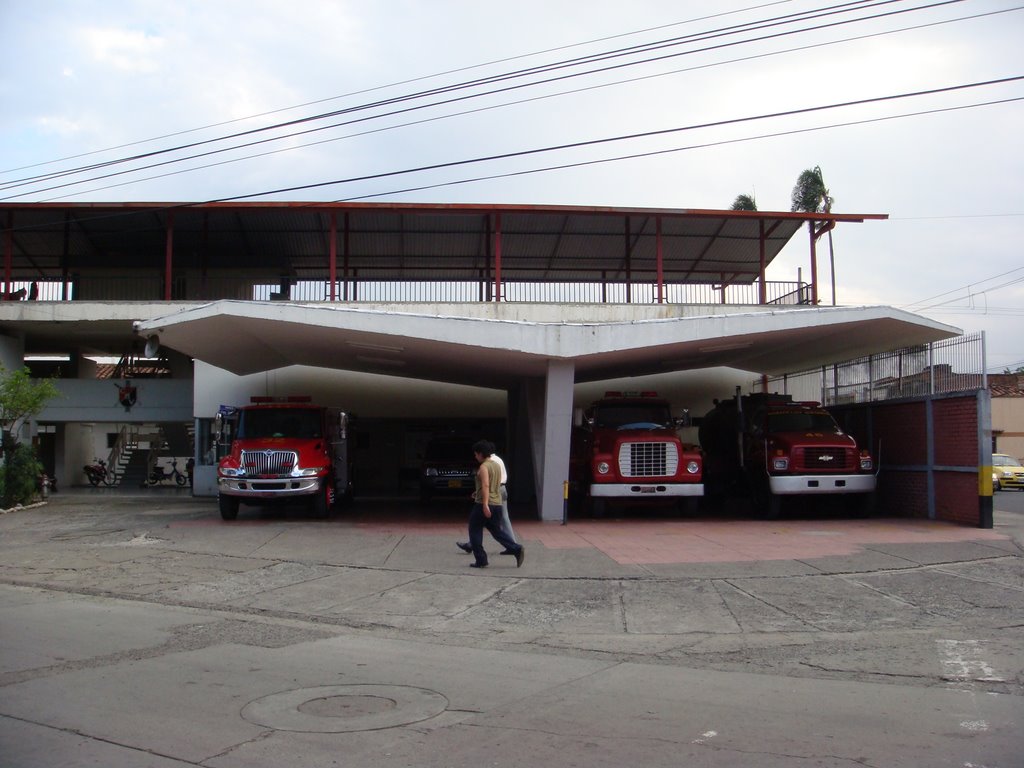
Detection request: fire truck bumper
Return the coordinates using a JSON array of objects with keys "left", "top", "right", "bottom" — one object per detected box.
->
[
  {"left": 590, "top": 483, "right": 704, "bottom": 498},
  {"left": 218, "top": 476, "right": 323, "bottom": 499},
  {"left": 768, "top": 474, "right": 877, "bottom": 495}
]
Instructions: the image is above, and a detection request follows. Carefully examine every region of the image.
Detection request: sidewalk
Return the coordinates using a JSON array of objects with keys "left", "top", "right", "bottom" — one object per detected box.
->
[{"left": 1, "top": 494, "right": 1022, "bottom": 767}]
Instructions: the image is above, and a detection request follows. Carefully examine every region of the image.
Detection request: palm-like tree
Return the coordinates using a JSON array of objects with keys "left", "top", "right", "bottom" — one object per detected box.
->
[
  {"left": 790, "top": 167, "right": 832, "bottom": 214},
  {"left": 731, "top": 193, "right": 757, "bottom": 211},
  {"left": 791, "top": 166, "right": 836, "bottom": 305}
]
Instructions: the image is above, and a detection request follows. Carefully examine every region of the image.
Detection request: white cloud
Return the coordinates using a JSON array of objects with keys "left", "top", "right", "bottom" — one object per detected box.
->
[{"left": 79, "top": 26, "right": 165, "bottom": 73}]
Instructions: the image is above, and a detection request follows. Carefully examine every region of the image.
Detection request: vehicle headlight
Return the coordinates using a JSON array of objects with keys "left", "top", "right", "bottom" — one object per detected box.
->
[
  {"left": 425, "top": 468, "right": 438, "bottom": 477},
  {"left": 220, "top": 467, "right": 244, "bottom": 477},
  {"left": 596, "top": 461, "right": 610, "bottom": 475},
  {"left": 772, "top": 457, "right": 789, "bottom": 471},
  {"left": 860, "top": 457, "right": 873, "bottom": 471},
  {"left": 1000, "top": 470, "right": 1012, "bottom": 478},
  {"left": 685, "top": 461, "right": 700, "bottom": 474},
  {"left": 297, "top": 467, "right": 324, "bottom": 477}
]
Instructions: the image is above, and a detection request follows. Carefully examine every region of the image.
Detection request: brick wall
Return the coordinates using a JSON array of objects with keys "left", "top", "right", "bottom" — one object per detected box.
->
[{"left": 831, "top": 392, "right": 984, "bottom": 525}]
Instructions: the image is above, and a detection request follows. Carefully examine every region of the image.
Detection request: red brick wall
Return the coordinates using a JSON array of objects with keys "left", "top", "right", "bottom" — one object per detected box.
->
[
  {"left": 933, "top": 397, "right": 979, "bottom": 467},
  {"left": 831, "top": 393, "right": 982, "bottom": 525}
]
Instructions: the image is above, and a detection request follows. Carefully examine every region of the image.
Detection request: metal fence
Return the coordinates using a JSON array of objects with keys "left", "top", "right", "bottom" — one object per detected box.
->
[
  {"left": 5, "top": 275, "right": 813, "bottom": 306},
  {"left": 754, "top": 332, "right": 987, "bottom": 405}
]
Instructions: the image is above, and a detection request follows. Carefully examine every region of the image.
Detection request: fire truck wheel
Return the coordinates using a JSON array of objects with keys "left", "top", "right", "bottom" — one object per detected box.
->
[
  {"left": 310, "top": 487, "right": 330, "bottom": 519},
  {"left": 219, "top": 494, "right": 239, "bottom": 521},
  {"left": 678, "top": 498, "right": 699, "bottom": 516},
  {"left": 850, "top": 492, "right": 876, "bottom": 518}
]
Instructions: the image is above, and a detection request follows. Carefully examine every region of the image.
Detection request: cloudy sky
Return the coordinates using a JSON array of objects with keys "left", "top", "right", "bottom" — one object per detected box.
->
[{"left": 1, "top": 0, "right": 1022, "bottom": 371}]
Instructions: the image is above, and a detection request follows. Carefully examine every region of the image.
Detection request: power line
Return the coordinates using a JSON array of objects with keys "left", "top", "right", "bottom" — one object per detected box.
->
[
  {"left": 322, "top": 96, "right": 1023, "bottom": 204},
  {"left": 202, "top": 79, "right": 1024, "bottom": 202},
  {"left": 0, "top": 0, "right": 797, "bottom": 175},
  {"left": 19, "top": 3, "right": 1013, "bottom": 203},
  {"left": 901, "top": 266, "right": 1024, "bottom": 310},
  {"left": 2, "top": 0, "right": 970, "bottom": 199},
  {"left": 10, "top": 84, "right": 1017, "bottom": 233}
]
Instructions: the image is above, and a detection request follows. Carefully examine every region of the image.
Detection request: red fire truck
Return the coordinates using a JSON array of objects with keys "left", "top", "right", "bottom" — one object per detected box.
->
[
  {"left": 215, "top": 397, "right": 352, "bottom": 521},
  {"left": 569, "top": 391, "right": 703, "bottom": 516},
  {"left": 699, "top": 391, "right": 877, "bottom": 517}
]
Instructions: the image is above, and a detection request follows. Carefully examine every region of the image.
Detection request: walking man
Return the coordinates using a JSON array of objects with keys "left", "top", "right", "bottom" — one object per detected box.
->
[
  {"left": 465, "top": 440, "right": 524, "bottom": 569},
  {"left": 458, "top": 446, "right": 517, "bottom": 554}
]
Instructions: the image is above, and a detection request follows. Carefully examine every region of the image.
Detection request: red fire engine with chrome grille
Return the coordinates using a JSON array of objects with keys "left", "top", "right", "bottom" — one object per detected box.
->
[
  {"left": 215, "top": 397, "right": 351, "bottom": 521},
  {"left": 700, "top": 392, "right": 876, "bottom": 516},
  {"left": 570, "top": 391, "right": 702, "bottom": 516}
]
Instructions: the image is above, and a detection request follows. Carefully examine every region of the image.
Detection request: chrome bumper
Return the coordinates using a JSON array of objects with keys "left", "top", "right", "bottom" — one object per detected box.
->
[
  {"left": 218, "top": 476, "right": 322, "bottom": 498},
  {"left": 768, "top": 474, "right": 876, "bottom": 495},
  {"left": 591, "top": 482, "right": 704, "bottom": 498}
]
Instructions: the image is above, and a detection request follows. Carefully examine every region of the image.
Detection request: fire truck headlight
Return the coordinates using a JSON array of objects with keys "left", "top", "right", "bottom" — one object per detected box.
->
[
  {"left": 425, "top": 468, "right": 438, "bottom": 477},
  {"left": 860, "top": 456, "right": 873, "bottom": 471},
  {"left": 685, "top": 461, "right": 700, "bottom": 474},
  {"left": 596, "top": 461, "right": 610, "bottom": 475},
  {"left": 772, "top": 457, "right": 789, "bottom": 471},
  {"left": 220, "top": 467, "right": 244, "bottom": 478},
  {"left": 297, "top": 467, "right": 324, "bottom": 477}
]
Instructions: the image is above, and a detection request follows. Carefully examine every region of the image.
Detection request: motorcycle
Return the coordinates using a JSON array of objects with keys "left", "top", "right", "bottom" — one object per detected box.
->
[
  {"left": 83, "top": 459, "right": 113, "bottom": 487},
  {"left": 147, "top": 459, "right": 188, "bottom": 486}
]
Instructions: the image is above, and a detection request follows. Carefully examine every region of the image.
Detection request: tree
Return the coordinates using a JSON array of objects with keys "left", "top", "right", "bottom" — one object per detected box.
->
[
  {"left": 731, "top": 193, "right": 757, "bottom": 211},
  {"left": 790, "top": 166, "right": 832, "bottom": 214},
  {"left": 0, "top": 365, "right": 60, "bottom": 507},
  {"left": 791, "top": 166, "right": 837, "bottom": 305}
]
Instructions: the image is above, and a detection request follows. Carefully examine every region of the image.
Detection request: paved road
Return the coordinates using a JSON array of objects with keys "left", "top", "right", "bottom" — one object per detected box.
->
[{"left": 1, "top": 491, "right": 1022, "bottom": 767}]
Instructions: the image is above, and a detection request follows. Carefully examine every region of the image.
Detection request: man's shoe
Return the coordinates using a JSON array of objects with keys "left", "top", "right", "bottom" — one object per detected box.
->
[
  {"left": 515, "top": 547, "right": 525, "bottom": 568},
  {"left": 499, "top": 549, "right": 516, "bottom": 555},
  {"left": 456, "top": 541, "right": 472, "bottom": 553},
  {"left": 469, "top": 561, "right": 488, "bottom": 568}
]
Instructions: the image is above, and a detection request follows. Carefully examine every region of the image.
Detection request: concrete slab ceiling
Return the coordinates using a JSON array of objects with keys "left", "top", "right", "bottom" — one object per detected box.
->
[{"left": 134, "top": 301, "right": 961, "bottom": 387}]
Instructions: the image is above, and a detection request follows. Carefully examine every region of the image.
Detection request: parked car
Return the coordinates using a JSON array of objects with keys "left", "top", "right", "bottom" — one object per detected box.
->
[
  {"left": 419, "top": 437, "right": 476, "bottom": 503},
  {"left": 992, "top": 453, "right": 1024, "bottom": 491}
]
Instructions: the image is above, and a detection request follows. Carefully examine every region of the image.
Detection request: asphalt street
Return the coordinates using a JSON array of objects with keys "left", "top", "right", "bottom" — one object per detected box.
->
[{"left": 1, "top": 490, "right": 1022, "bottom": 767}]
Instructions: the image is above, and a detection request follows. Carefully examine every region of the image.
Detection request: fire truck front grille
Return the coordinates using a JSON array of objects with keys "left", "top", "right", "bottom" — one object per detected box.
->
[
  {"left": 241, "top": 450, "right": 298, "bottom": 475},
  {"left": 618, "top": 442, "right": 679, "bottom": 478},
  {"left": 794, "top": 447, "right": 857, "bottom": 472}
]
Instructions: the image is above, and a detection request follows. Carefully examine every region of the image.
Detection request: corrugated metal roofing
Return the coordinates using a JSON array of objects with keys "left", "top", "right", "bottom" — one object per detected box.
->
[{"left": 1, "top": 201, "right": 884, "bottom": 287}]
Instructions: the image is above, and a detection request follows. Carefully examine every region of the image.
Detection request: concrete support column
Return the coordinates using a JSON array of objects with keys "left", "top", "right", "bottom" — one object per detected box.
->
[
  {"left": 527, "top": 359, "right": 575, "bottom": 522},
  {"left": 507, "top": 382, "right": 536, "bottom": 514}
]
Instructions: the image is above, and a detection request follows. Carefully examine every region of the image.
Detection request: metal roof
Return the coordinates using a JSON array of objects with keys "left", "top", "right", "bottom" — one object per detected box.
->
[{"left": 2, "top": 201, "right": 885, "bottom": 286}]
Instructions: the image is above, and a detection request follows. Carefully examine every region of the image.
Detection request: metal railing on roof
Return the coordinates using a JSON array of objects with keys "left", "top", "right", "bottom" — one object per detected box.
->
[
  {"left": 2, "top": 275, "right": 813, "bottom": 306},
  {"left": 753, "top": 332, "right": 986, "bottom": 404}
]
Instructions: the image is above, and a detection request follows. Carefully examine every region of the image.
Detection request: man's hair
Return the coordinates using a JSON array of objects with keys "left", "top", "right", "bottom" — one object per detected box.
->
[{"left": 473, "top": 439, "right": 495, "bottom": 457}]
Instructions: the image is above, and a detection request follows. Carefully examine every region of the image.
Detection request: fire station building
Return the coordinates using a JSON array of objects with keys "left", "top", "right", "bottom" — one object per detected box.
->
[{"left": 0, "top": 201, "right": 991, "bottom": 525}]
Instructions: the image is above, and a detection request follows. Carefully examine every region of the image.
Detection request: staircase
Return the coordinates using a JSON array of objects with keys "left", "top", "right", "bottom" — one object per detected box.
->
[
  {"left": 117, "top": 449, "right": 151, "bottom": 488},
  {"left": 105, "top": 423, "right": 194, "bottom": 487}
]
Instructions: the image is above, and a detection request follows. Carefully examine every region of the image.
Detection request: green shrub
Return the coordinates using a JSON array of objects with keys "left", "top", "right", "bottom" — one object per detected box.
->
[{"left": 0, "top": 443, "right": 44, "bottom": 507}]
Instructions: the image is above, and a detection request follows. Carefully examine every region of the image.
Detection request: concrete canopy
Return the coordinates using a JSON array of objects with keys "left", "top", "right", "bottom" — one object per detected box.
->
[
  {"left": 134, "top": 300, "right": 961, "bottom": 388},
  {"left": 134, "top": 300, "right": 960, "bottom": 522}
]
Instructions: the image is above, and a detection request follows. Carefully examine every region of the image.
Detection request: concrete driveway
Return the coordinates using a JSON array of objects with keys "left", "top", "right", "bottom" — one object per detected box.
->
[{"left": 1, "top": 491, "right": 1022, "bottom": 767}]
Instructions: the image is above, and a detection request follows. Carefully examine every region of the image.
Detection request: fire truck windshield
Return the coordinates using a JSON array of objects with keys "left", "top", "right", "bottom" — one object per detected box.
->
[
  {"left": 594, "top": 404, "right": 672, "bottom": 430},
  {"left": 237, "top": 408, "right": 322, "bottom": 439},
  {"left": 766, "top": 411, "right": 842, "bottom": 434}
]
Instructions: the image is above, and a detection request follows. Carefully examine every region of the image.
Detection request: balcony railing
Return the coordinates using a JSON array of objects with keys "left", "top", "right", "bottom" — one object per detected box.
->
[{"left": 2, "top": 275, "right": 814, "bottom": 306}]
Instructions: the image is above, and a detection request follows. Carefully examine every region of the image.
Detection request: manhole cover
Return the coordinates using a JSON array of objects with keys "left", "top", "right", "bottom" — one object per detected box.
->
[{"left": 241, "top": 685, "right": 448, "bottom": 732}]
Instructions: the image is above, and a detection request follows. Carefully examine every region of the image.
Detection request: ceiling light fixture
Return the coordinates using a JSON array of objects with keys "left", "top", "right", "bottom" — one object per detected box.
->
[
  {"left": 697, "top": 341, "right": 752, "bottom": 354},
  {"left": 346, "top": 341, "right": 405, "bottom": 354}
]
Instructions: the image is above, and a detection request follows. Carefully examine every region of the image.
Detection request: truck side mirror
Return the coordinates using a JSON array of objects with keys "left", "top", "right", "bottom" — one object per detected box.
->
[
  {"left": 213, "top": 412, "right": 224, "bottom": 442},
  {"left": 674, "top": 410, "right": 692, "bottom": 429},
  {"left": 338, "top": 411, "right": 349, "bottom": 439}
]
